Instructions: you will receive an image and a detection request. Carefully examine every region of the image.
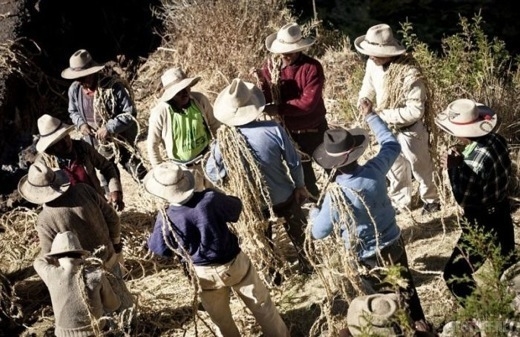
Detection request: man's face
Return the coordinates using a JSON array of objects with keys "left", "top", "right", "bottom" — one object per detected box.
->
[
  {"left": 281, "top": 52, "right": 300, "bottom": 66},
  {"left": 78, "top": 74, "right": 98, "bottom": 91},
  {"left": 47, "top": 135, "right": 73, "bottom": 156},
  {"left": 172, "top": 88, "right": 191, "bottom": 109},
  {"left": 369, "top": 55, "right": 394, "bottom": 66}
]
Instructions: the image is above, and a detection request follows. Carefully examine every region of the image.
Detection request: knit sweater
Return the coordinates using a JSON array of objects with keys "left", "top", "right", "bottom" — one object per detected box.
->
[
  {"left": 34, "top": 257, "right": 120, "bottom": 337},
  {"left": 37, "top": 183, "right": 121, "bottom": 263}
]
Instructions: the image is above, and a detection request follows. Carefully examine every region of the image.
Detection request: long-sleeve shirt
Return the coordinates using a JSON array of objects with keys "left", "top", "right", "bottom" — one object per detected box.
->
[
  {"left": 35, "top": 139, "right": 122, "bottom": 195},
  {"left": 34, "top": 257, "right": 120, "bottom": 337},
  {"left": 205, "top": 120, "right": 305, "bottom": 206},
  {"left": 448, "top": 133, "right": 511, "bottom": 207},
  {"left": 357, "top": 58, "right": 426, "bottom": 128},
  {"left": 37, "top": 183, "right": 121, "bottom": 263},
  {"left": 67, "top": 77, "right": 138, "bottom": 145},
  {"left": 260, "top": 53, "right": 327, "bottom": 131},
  {"left": 147, "top": 92, "right": 220, "bottom": 166},
  {"left": 147, "top": 189, "right": 242, "bottom": 266},
  {"left": 310, "top": 114, "right": 401, "bottom": 259}
]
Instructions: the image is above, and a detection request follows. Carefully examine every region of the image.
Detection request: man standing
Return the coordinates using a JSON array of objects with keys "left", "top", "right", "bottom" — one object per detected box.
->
[
  {"left": 145, "top": 162, "right": 290, "bottom": 337},
  {"left": 147, "top": 67, "right": 220, "bottom": 190},
  {"left": 436, "top": 98, "right": 515, "bottom": 306},
  {"left": 253, "top": 22, "right": 328, "bottom": 200},
  {"left": 61, "top": 49, "right": 147, "bottom": 183},
  {"left": 355, "top": 23, "right": 440, "bottom": 214}
]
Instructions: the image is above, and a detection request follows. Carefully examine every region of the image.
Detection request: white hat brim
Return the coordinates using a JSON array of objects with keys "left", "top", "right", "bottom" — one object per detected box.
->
[
  {"left": 143, "top": 167, "right": 195, "bottom": 204},
  {"left": 61, "top": 64, "right": 105, "bottom": 80},
  {"left": 265, "top": 32, "right": 315, "bottom": 54},
  {"left": 36, "top": 124, "right": 75, "bottom": 153},
  {"left": 435, "top": 105, "right": 497, "bottom": 138},
  {"left": 354, "top": 35, "right": 406, "bottom": 57},
  {"left": 18, "top": 169, "right": 71, "bottom": 204},
  {"left": 213, "top": 82, "right": 265, "bottom": 126},
  {"left": 159, "top": 77, "right": 201, "bottom": 102}
]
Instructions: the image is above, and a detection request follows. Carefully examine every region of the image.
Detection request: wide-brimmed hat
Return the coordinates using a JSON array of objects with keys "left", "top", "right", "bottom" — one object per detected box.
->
[
  {"left": 61, "top": 49, "right": 105, "bottom": 80},
  {"left": 18, "top": 162, "right": 70, "bottom": 204},
  {"left": 354, "top": 24, "right": 406, "bottom": 57},
  {"left": 36, "top": 114, "right": 75, "bottom": 153},
  {"left": 213, "top": 78, "right": 265, "bottom": 126},
  {"left": 46, "top": 231, "right": 89, "bottom": 257},
  {"left": 346, "top": 293, "right": 400, "bottom": 336},
  {"left": 159, "top": 67, "right": 201, "bottom": 102},
  {"left": 143, "top": 162, "right": 195, "bottom": 204},
  {"left": 435, "top": 98, "right": 497, "bottom": 138},
  {"left": 313, "top": 127, "right": 369, "bottom": 169},
  {"left": 265, "top": 22, "right": 315, "bottom": 54}
]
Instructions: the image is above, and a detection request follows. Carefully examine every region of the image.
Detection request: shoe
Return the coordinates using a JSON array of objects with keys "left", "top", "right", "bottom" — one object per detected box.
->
[{"left": 422, "top": 202, "right": 441, "bottom": 215}]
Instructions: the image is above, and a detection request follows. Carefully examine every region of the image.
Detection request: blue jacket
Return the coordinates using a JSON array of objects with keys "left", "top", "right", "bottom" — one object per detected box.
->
[{"left": 310, "top": 114, "right": 401, "bottom": 259}]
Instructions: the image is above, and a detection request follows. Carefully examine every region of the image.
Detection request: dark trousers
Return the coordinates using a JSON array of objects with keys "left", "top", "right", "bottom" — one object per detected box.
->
[
  {"left": 443, "top": 199, "right": 515, "bottom": 305},
  {"left": 119, "top": 146, "right": 148, "bottom": 182},
  {"left": 360, "top": 236, "right": 426, "bottom": 322},
  {"left": 264, "top": 192, "right": 311, "bottom": 269},
  {"left": 289, "top": 121, "right": 328, "bottom": 199}
]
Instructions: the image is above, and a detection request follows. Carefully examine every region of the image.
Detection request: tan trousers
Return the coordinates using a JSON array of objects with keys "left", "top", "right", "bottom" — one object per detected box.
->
[
  {"left": 194, "top": 252, "right": 290, "bottom": 337},
  {"left": 387, "top": 121, "right": 439, "bottom": 209}
]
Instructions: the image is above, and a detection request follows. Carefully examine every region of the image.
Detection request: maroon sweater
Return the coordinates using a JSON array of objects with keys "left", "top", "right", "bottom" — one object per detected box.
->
[{"left": 260, "top": 53, "right": 327, "bottom": 130}]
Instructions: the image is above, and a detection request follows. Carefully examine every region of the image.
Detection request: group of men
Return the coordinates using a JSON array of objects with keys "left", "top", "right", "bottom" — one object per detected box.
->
[{"left": 18, "top": 21, "right": 515, "bottom": 337}]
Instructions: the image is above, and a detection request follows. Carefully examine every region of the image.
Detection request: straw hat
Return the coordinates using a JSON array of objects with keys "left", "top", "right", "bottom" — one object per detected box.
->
[
  {"left": 158, "top": 67, "right": 201, "bottom": 102},
  {"left": 435, "top": 98, "right": 497, "bottom": 138},
  {"left": 36, "top": 114, "right": 74, "bottom": 153},
  {"left": 61, "top": 49, "right": 105, "bottom": 79},
  {"left": 18, "top": 162, "right": 70, "bottom": 204},
  {"left": 313, "top": 127, "right": 369, "bottom": 169},
  {"left": 213, "top": 78, "right": 265, "bottom": 126},
  {"left": 346, "top": 293, "right": 400, "bottom": 336},
  {"left": 45, "top": 231, "right": 89, "bottom": 257},
  {"left": 354, "top": 24, "right": 406, "bottom": 57},
  {"left": 265, "top": 22, "right": 315, "bottom": 54},
  {"left": 143, "top": 162, "right": 195, "bottom": 204}
]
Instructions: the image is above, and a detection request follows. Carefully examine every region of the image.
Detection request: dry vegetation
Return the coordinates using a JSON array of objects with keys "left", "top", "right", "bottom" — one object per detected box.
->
[{"left": 2, "top": 1, "right": 520, "bottom": 336}]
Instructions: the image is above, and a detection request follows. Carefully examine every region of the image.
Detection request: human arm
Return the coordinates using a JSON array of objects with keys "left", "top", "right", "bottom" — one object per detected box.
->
[
  {"left": 364, "top": 113, "right": 401, "bottom": 174},
  {"left": 33, "top": 255, "right": 57, "bottom": 285},
  {"left": 103, "top": 81, "right": 138, "bottom": 135},
  {"left": 204, "top": 141, "right": 227, "bottom": 183},
  {"left": 146, "top": 103, "right": 167, "bottom": 167},
  {"left": 309, "top": 193, "right": 337, "bottom": 239},
  {"left": 192, "top": 92, "right": 221, "bottom": 136},
  {"left": 357, "top": 60, "right": 377, "bottom": 108},
  {"left": 99, "top": 273, "right": 121, "bottom": 312},
  {"left": 147, "top": 212, "right": 176, "bottom": 257},
  {"left": 216, "top": 192, "right": 243, "bottom": 223},
  {"left": 87, "top": 184, "right": 121, "bottom": 247},
  {"left": 67, "top": 82, "right": 93, "bottom": 135}
]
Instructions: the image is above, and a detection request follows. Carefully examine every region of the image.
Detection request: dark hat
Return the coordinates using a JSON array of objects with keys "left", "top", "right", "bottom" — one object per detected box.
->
[{"left": 313, "top": 127, "right": 369, "bottom": 169}]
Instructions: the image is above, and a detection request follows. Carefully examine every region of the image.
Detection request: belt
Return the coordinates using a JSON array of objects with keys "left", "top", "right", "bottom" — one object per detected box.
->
[{"left": 290, "top": 128, "right": 319, "bottom": 134}]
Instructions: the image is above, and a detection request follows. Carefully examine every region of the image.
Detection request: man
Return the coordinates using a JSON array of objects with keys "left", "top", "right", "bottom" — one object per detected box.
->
[
  {"left": 145, "top": 162, "right": 290, "bottom": 337},
  {"left": 355, "top": 23, "right": 440, "bottom": 214},
  {"left": 309, "top": 98, "right": 431, "bottom": 332},
  {"left": 253, "top": 22, "right": 329, "bottom": 200},
  {"left": 33, "top": 231, "right": 120, "bottom": 337},
  {"left": 147, "top": 66, "right": 220, "bottom": 190},
  {"left": 34, "top": 114, "right": 124, "bottom": 211},
  {"left": 61, "top": 49, "right": 147, "bottom": 183},
  {"left": 205, "top": 78, "right": 312, "bottom": 275},
  {"left": 436, "top": 98, "right": 515, "bottom": 306}
]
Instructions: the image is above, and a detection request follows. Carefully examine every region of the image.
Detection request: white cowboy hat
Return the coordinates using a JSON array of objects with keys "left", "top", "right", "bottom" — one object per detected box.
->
[
  {"left": 354, "top": 24, "right": 406, "bottom": 57},
  {"left": 346, "top": 293, "right": 401, "bottom": 336},
  {"left": 265, "top": 22, "right": 315, "bottom": 54},
  {"left": 143, "top": 162, "right": 195, "bottom": 204},
  {"left": 45, "top": 231, "right": 89, "bottom": 257},
  {"left": 61, "top": 49, "right": 105, "bottom": 80},
  {"left": 213, "top": 78, "right": 265, "bottom": 126},
  {"left": 159, "top": 67, "right": 201, "bottom": 102},
  {"left": 36, "top": 114, "right": 75, "bottom": 153},
  {"left": 18, "top": 162, "right": 71, "bottom": 204},
  {"left": 435, "top": 98, "right": 497, "bottom": 138},
  {"left": 312, "top": 127, "right": 369, "bottom": 169}
]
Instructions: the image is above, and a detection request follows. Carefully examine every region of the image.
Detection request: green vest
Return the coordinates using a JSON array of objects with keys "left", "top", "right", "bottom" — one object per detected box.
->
[{"left": 169, "top": 102, "right": 210, "bottom": 161}]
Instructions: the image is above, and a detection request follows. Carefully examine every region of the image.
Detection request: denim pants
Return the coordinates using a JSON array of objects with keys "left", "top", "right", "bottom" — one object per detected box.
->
[{"left": 194, "top": 252, "right": 289, "bottom": 337}]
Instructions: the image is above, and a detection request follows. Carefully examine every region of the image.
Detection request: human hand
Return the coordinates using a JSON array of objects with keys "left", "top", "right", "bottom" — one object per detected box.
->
[
  {"left": 110, "top": 191, "right": 125, "bottom": 211},
  {"left": 441, "top": 148, "right": 464, "bottom": 169},
  {"left": 358, "top": 97, "right": 374, "bottom": 116},
  {"left": 95, "top": 126, "right": 110, "bottom": 141},
  {"left": 250, "top": 67, "right": 265, "bottom": 86},
  {"left": 79, "top": 124, "right": 93, "bottom": 136}
]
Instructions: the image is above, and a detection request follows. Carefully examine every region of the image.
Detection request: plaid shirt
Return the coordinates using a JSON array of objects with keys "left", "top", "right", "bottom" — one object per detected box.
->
[{"left": 448, "top": 133, "right": 511, "bottom": 207}]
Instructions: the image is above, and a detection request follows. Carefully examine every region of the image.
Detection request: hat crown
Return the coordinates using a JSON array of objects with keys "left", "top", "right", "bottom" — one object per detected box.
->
[
  {"left": 153, "top": 163, "right": 186, "bottom": 187},
  {"left": 324, "top": 129, "right": 357, "bottom": 155},
  {"left": 69, "top": 49, "right": 95, "bottom": 70},
  {"left": 28, "top": 162, "right": 58, "bottom": 188},
  {"left": 447, "top": 98, "right": 480, "bottom": 123},
  {"left": 276, "top": 23, "right": 303, "bottom": 44},
  {"left": 161, "top": 67, "right": 187, "bottom": 88},
  {"left": 224, "top": 79, "right": 253, "bottom": 110},
  {"left": 365, "top": 24, "right": 397, "bottom": 47},
  {"left": 49, "top": 231, "right": 84, "bottom": 255},
  {"left": 37, "top": 114, "right": 67, "bottom": 137}
]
